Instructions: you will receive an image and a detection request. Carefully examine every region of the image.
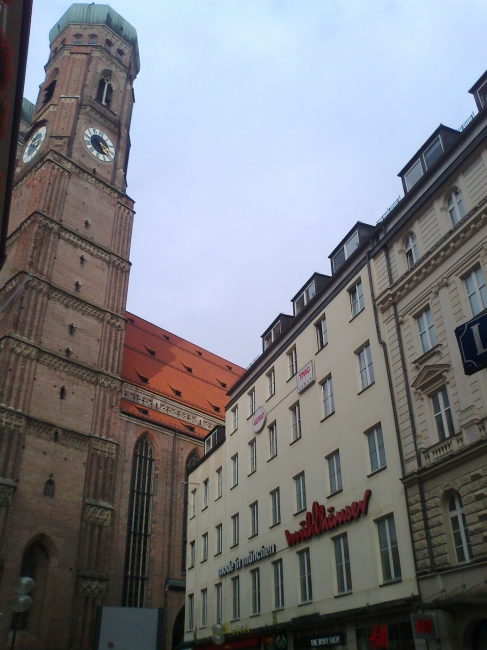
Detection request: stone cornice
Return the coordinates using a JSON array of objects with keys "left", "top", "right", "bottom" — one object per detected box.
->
[
  {"left": 119, "top": 411, "right": 205, "bottom": 447},
  {"left": 376, "top": 205, "right": 487, "bottom": 311}
]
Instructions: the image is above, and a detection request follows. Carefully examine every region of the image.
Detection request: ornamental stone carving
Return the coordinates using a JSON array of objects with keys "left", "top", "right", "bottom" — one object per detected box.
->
[
  {"left": 0, "top": 408, "right": 24, "bottom": 431},
  {"left": 84, "top": 499, "right": 113, "bottom": 527},
  {"left": 78, "top": 575, "right": 108, "bottom": 599},
  {"left": 0, "top": 479, "right": 16, "bottom": 506},
  {"left": 91, "top": 437, "right": 116, "bottom": 458}
]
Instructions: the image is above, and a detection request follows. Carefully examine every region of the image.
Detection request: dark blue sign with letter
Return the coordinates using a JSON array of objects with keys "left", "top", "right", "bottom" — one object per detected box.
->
[{"left": 455, "top": 311, "right": 487, "bottom": 375}]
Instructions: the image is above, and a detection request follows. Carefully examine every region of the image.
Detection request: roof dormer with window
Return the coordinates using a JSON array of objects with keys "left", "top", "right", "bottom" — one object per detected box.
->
[
  {"left": 261, "top": 314, "right": 294, "bottom": 351},
  {"left": 328, "top": 222, "right": 375, "bottom": 274},
  {"left": 291, "top": 273, "right": 330, "bottom": 316}
]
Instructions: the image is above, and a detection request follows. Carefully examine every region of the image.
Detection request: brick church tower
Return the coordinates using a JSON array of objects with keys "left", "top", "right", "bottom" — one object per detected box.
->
[{"left": 0, "top": 5, "right": 139, "bottom": 649}]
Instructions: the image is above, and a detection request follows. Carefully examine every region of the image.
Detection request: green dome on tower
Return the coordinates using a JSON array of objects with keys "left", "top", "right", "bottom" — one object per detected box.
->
[{"left": 49, "top": 3, "right": 140, "bottom": 74}]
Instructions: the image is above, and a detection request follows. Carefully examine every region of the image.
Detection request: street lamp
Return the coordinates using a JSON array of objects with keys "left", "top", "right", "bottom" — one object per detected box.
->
[{"left": 8, "top": 577, "right": 35, "bottom": 650}]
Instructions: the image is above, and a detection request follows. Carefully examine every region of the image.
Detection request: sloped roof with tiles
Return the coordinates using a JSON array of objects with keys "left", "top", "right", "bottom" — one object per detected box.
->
[{"left": 121, "top": 312, "right": 244, "bottom": 438}]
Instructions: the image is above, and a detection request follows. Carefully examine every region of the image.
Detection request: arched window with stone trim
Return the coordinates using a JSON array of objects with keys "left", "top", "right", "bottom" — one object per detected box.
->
[
  {"left": 181, "top": 450, "right": 200, "bottom": 572},
  {"left": 122, "top": 436, "right": 155, "bottom": 607},
  {"left": 448, "top": 491, "right": 472, "bottom": 564},
  {"left": 447, "top": 188, "right": 465, "bottom": 226},
  {"left": 96, "top": 75, "right": 113, "bottom": 108}
]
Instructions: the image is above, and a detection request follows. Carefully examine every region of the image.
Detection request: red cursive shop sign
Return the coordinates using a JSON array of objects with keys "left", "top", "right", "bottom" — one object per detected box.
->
[
  {"left": 369, "top": 625, "right": 388, "bottom": 649},
  {"left": 285, "top": 490, "right": 371, "bottom": 547}
]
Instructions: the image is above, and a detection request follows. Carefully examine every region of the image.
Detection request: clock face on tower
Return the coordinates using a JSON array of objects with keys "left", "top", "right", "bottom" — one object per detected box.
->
[
  {"left": 83, "top": 127, "right": 116, "bottom": 162},
  {"left": 23, "top": 126, "right": 47, "bottom": 164}
]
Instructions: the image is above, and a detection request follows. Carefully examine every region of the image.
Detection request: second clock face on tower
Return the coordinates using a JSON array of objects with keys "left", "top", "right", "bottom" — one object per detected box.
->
[{"left": 83, "top": 127, "right": 116, "bottom": 162}]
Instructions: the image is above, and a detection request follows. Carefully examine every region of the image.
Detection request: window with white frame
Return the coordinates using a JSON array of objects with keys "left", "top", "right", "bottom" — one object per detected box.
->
[
  {"left": 232, "top": 405, "right": 238, "bottom": 432},
  {"left": 231, "top": 454, "right": 239, "bottom": 487},
  {"left": 322, "top": 376, "right": 335, "bottom": 418},
  {"left": 249, "top": 389, "right": 256, "bottom": 416},
  {"left": 267, "top": 367, "right": 275, "bottom": 398},
  {"left": 295, "top": 472, "right": 307, "bottom": 512},
  {"left": 417, "top": 306, "right": 437, "bottom": 353},
  {"left": 201, "top": 588, "right": 207, "bottom": 627},
  {"left": 231, "top": 576, "right": 240, "bottom": 620},
  {"left": 269, "top": 422, "right": 277, "bottom": 458},
  {"left": 273, "top": 559, "right": 284, "bottom": 609},
  {"left": 448, "top": 492, "right": 472, "bottom": 564},
  {"left": 297, "top": 548, "right": 313, "bottom": 603},
  {"left": 328, "top": 450, "right": 342, "bottom": 494},
  {"left": 291, "top": 402, "right": 301, "bottom": 441},
  {"left": 288, "top": 347, "right": 297, "bottom": 378},
  {"left": 189, "top": 540, "right": 195, "bottom": 568},
  {"left": 190, "top": 489, "right": 196, "bottom": 518},
  {"left": 404, "top": 233, "right": 419, "bottom": 269},
  {"left": 215, "top": 523, "right": 222, "bottom": 555},
  {"left": 358, "top": 343, "right": 375, "bottom": 391},
  {"left": 334, "top": 533, "right": 352, "bottom": 593},
  {"left": 377, "top": 514, "right": 401, "bottom": 582},
  {"left": 431, "top": 386, "right": 454, "bottom": 441},
  {"left": 231, "top": 513, "right": 239, "bottom": 546},
  {"left": 187, "top": 593, "right": 194, "bottom": 630},
  {"left": 203, "top": 479, "right": 209, "bottom": 509},
  {"left": 448, "top": 189, "right": 465, "bottom": 226},
  {"left": 216, "top": 467, "right": 222, "bottom": 500},
  {"left": 250, "top": 501, "right": 258, "bottom": 537},
  {"left": 294, "top": 280, "right": 316, "bottom": 315},
  {"left": 316, "top": 315, "right": 328, "bottom": 351},
  {"left": 332, "top": 230, "right": 360, "bottom": 273},
  {"left": 250, "top": 568, "right": 261, "bottom": 615},
  {"left": 349, "top": 280, "right": 365, "bottom": 318},
  {"left": 404, "top": 159, "right": 423, "bottom": 191},
  {"left": 423, "top": 135, "right": 443, "bottom": 169},
  {"left": 202, "top": 532, "right": 208, "bottom": 562},
  {"left": 216, "top": 583, "right": 223, "bottom": 623},
  {"left": 465, "top": 267, "right": 487, "bottom": 316},
  {"left": 249, "top": 439, "right": 257, "bottom": 474},
  {"left": 367, "top": 425, "right": 386, "bottom": 473},
  {"left": 270, "top": 488, "right": 281, "bottom": 525}
]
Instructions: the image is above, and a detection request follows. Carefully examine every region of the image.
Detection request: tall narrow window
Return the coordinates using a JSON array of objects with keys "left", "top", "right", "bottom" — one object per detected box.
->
[
  {"left": 16, "top": 542, "right": 48, "bottom": 631},
  {"left": 96, "top": 76, "right": 113, "bottom": 108},
  {"left": 294, "top": 472, "right": 306, "bottom": 512},
  {"left": 231, "top": 454, "right": 239, "bottom": 487},
  {"left": 249, "top": 439, "right": 257, "bottom": 474},
  {"left": 322, "top": 376, "right": 335, "bottom": 417},
  {"left": 250, "top": 501, "right": 258, "bottom": 537},
  {"left": 251, "top": 568, "right": 261, "bottom": 615},
  {"left": 216, "top": 583, "right": 223, "bottom": 623},
  {"left": 334, "top": 534, "right": 352, "bottom": 594},
  {"left": 273, "top": 559, "right": 284, "bottom": 609},
  {"left": 431, "top": 387, "right": 454, "bottom": 441},
  {"left": 216, "top": 467, "right": 222, "bottom": 499},
  {"left": 349, "top": 281, "right": 364, "bottom": 317},
  {"left": 249, "top": 389, "right": 256, "bottom": 416},
  {"left": 201, "top": 589, "right": 207, "bottom": 627},
  {"left": 187, "top": 594, "right": 194, "bottom": 630},
  {"left": 232, "top": 405, "right": 238, "bottom": 432},
  {"left": 358, "top": 343, "right": 374, "bottom": 391},
  {"left": 188, "top": 541, "right": 195, "bottom": 568},
  {"left": 404, "top": 234, "right": 418, "bottom": 268},
  {"left": 231, "top": 513, "right": 239, "bottom": 546},
  {"left": 316, "top": 315, "right": 328, "bottom": 350},
  {"left": 232, "top": 576, "right": 240, "bottom": 620},
  {"left": 291, "top": 402, "right": 301, "bottom": 441},
  {"left": 377, "top": 515, "right": 401, "bottom": 582},
  {"left": 367, "top": 425, "right": 386, "bottom": 473},
  {"left": 267, "top": 368, "right": 276, "bottom": 398},
  {"left": 43, "top": 479, "right": 55, "bottom": 497},
  {"left": 270, "top": 488, "right": 281, "bottom": 525},
  {"left": 448, "top": 189, "right": 465, "bottom": 226},
  {"left": 417, "top": 306, "right": 437, "bottom": 353},
  {"left": 216, "top": 524, "right": 222, "bottom": 555},
  {"left": 448, "top": 492, "right": 472, "bottom": 564},
  {"left": 465, "top": 267, "right": 487, "bottom": 316},
  {"left": 328, "top": 451, "right": 342, "bottom": 494},
  {"left": 298, "top": 548, "right": 313, "bottom": 603},
  {"left": 182, "top": 451, "right": 200, "bottom": 572},
  {"left": 123, "top": 436, "right": 155, "bottom": 607},
  {"left": 202, "top": 533, "right": 208, "bottom": 562},
  {"left": 203, "top": 479, "right": 209, "bottom": 509},
  {"left": 288, "top": 347, "right": 297, "bottom": 378},
  {"left": 269, "top": 422, "right": 277, "bottom": 458}
]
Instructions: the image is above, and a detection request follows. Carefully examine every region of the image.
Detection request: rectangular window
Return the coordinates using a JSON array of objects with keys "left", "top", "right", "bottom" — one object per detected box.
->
[
  {"left": 216, "top": 467, "right": 222, "bottom": 500},
  {"left": 232, "top": 405, "right": 238, "bottom": 432},
  {"left": 189, "top": 541, "right": 195, "bottom": 568},
  {"left": 349, "top": 280, "right": 365, "bottom": 318},
  {"left": 250, "top": 501, "right": 258, "bottom": 537},
  {"left": 201, "top": 588, "right": 207, "bottom": 627},
  {"left": 231, "top": 513, "right": 239, "bottom": 546},
  {"left": 203, "top": 479, "right": 209, "bottom": 509},
  {"left": 404, "top": 159, "right": 423, "bottom": 191},
  {"left": 216, "top": 583, "right": 223, "bottom": 624},
  {"left": 294, "top": 280, "right": 316, "bottom": 315},
  {"left": 367, "top": 425, "right": 386, "bottom": 472},
  {"left": 232, "top": 576, "right": 240, "bottom": 620},
  {"left": 334, "top": 533, "right": 352, "bottom": 593},
  {"left": 267, "top": 367, "right": 276, "bottom": 398},
  {"left": 423, "top": 135, "right": 443, "bottom": 170},
  {"left": 191, "top": 489, "right": 196, "bottom": 518},
  {"left": 295, "top": 472, "right": 307, "bottom": 512},
  {"left": 465, "top": 267, "right": 487, "bottom": 316},
  {"left": 377, "top": 514, "right": 402, "bottom": 582},
  {"left": 417, "top": 306, "right": 437, "bottom": 353},
  {"left": 322, "top": 376, "right": 335, "bottom": 418},
  {"left": 291, "top": 402, "right": 301, "bottom": 441},
  {"left": 316, "top": 315, "right": 328, "bottom": 351},
  {"left": 249, "top": 439, "right": 257, "bottom": 474},
  {"left": 251, "top": 568, "right": 261, "bottom": 615},
  {"left": 288, "top": 347, "right": 297, "bottom": 378},
  {"left": 298, "top": 548, "right": 312, "bottom": 603},
  {"left": 273, "top": 559, "right": 284, "bottom": 609},
  {"left": 269, "top": 422, "right": 277, "bottom": 458},
  {"left": 202, "top": 532, "right": 208, "bottom": 562},
  {"left": 216, "top": 524, "right": 222, "bottom": 555},
  {"left": 358, "top": 343, "right": 375, "bottom": 391},
  {"left": 249, "top": 389, "right": 256, "bottom": 416},
  {"left": 431, "top": 387, "right": 455, "bottom": 440},
  {"left": 187, "top": 593, "right": 194, "bottom": 630},
  {"left": 328, "top": 450, "right": 342, "bottom": 494},
  {"left": 231, "top": 454, "right": 239, "bottom": 487},
  {"left": 270, "top": 488, "right": 281, "bottom": 525}
]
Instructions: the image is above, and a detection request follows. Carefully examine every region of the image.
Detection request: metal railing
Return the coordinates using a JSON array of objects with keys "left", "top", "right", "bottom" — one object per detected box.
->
[
  {"left": 459, "top": 112, "right": 476, "bottom": 132},
  {"left": 376, "top": 196, "right": 402, "bottom": 224}
]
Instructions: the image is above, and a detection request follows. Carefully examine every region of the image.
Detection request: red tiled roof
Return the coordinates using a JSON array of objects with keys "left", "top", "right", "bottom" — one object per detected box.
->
[
  {"left": 122, "top": 312, "right": 244, "bottom": 419},
  {"left": 120, "top": 399, "right": 209, "bottom": 439}
]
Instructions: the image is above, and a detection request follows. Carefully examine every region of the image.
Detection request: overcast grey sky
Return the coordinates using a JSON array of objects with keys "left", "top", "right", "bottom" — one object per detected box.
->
[{"left": 24, "top": 0, "right": 487, "bottom": 368}]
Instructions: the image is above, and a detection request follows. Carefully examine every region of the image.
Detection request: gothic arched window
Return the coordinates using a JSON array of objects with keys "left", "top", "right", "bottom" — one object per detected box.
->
[
  {"left": 43, "top": 480, "right": 54, "bottom": 498},
  {"left": 15, "top": 542, "right": 49, "bottom": 632},
  {"left": 96, "top": 76, "right": 113, "bottom": 108},
  {"left": 448, "top": 492, "right": 472, "bottom": 564},
  {"left": 122, "top": 436, "right": 155, "bottom": 607}
]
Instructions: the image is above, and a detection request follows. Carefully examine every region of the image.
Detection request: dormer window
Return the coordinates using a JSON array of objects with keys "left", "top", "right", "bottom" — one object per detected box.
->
[
  {"left": 263, "top": 322, "right": 281, "bottom": 350},
  {"left": 423, "top": 136, "right": 444, "bottom": 170},
  {"left": 404, "top": 159, "right": 423, "bottom": 191},
  {"left": 478, "top": 81, "right": 487, "bottom": 108},
  {"left": 294, "top": 281, "right": 316, "bottom": 315},
  {"left": 204, "top": 427, "right": 224, "bottom": 455},
  {"left": 332, "top": 230, "right": 359, "bottom": 273}
]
